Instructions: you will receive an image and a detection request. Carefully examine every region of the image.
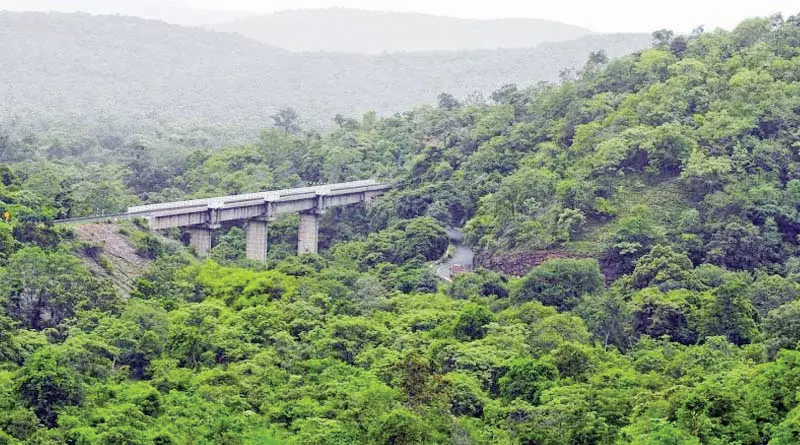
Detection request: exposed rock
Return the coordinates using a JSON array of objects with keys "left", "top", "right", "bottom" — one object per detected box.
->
[
  {"left": 73, "top": 223, "right": 150, "bottom": 297},
  {"left": 478, "top": 249, "right": 618, "bottom": 282}
]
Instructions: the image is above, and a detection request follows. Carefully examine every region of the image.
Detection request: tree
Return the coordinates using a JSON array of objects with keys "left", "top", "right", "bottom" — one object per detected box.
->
[
  {"left": 210, "top": 227, "right": 246, "bottom": 264},
  {"left": 0, "top": 222, "right": 17, "bottom": 265},
  {"left": 576, "top": 291, "right": 633, "bottom": 350},
  {"left": 66, "top": 166, "right": 140, "bottom": 217},
  {"left": 771, "top": 405, "right": 800, "bottom": 445},
  {"left": 701, "top": 275, "right": 758, "bottom": 345},
  {"left": 620, "top": 419, "right": 701, "bottom": 445},
  {"left": 271, "top": 107, "right": 301, "bottom": 134},
  {"left": 95, "top": 300, "right": 169, "bottom": 379},
  {"left": 453, "top": 303, "right": 494, "bottom": 341},
  {"left": 582, "top": 50, "right": 609, "bottom": 75},
  {"left": 437, "top": 93, "right": 461, "bottom": 111},
  {"left": 0, "top": 313, "right": 21, "bottom": 364},
  {"left": 670, "top": 36, "right": 689, "bottom": 57},
  {"left": 631, "top": 289, "right": 699, "bottom": 345},
  {"left": 333, "top": 113, "right": 360, "bottom": 130},
  {"left": 764, "top": 300, "right": 800, "bottom": 354},
  {"left": 121, "top": 143, "right": 169, "bottom": 198},
  {"left": 490, "top": 84, "right": 526, "bottom": 117},
  {"left": 511, "top": 385, "right": 612, "bottom": 445},
  {"left": 652, "top": 29, "right": 675, "bottom": 49},
  {"left": 516, "top": 259, "right": 604, "bottom": 311},
  {"left": 368, "top": 409, "right": 435, "bottom": 445},
  {"left": 363, "top": 217, "right": 448, "bottom": 265},
  {"left": 606, "top": 207, "right": 667, "bottom": 277},
  {"left": 751, "top": 274, "right": 800, "bottom": 319},
  {"left": 631, "top": 245, "right": 695, "bottom": 290},
  {"left": 16, "top": 347, "right": 83, "bottom": 427},
  {"left": 499, "top": 358, "right": 557, "bottom": 404},
  {"left": 706, "top": 221, "right": 782, "bottom": 270},
  {"left": 0, "top": 247, "right": 118, "bottom": 330},
  {"left": 448, "top": 269, "right": 509, "bottom": 300}
]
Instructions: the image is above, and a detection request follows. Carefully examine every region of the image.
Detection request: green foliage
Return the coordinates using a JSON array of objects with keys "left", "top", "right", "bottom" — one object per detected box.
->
[
  {"left": 16, "top": 347, "right": 83, "bottom": 427},
  {"left": 499, "top": 358, "right": 558, "bottom": 403},
  {"left": 605, "top": 206, "right": 667, "bottom": 276},
  {"left": 516, "top": 258, "right": 604, "bottom": 310},
  {"left": 631, "top": 245, "right": 695, "bottom": 290},
  {"left": 453, "top": 303, "right": 494, "bottom": 341},
  {"left": 0, "top": 247, "right": 119, "bottom": 330},
  {"left": 0, "top": 223, "right": 17, "bottom": 266},
  {"left": 630, "top": 288, "right": 698, "bottom": 345},
  {"left": 701, "top": 274, "right": 759, "bottom": 345},
  {"left": 362, "top": 217, "right": 448, "bottom": 266},
  {"left": 448, "top": 269, "right": 509, "bottom": 300},
  {"left": 133, "top": 232, "right": 165, "bottom": 260},
  {"left": 210, "top": 227, "right": 247, "bottom": 264},
  {"left": 0, "top": 13, "right": 799, "bottom": 445}
]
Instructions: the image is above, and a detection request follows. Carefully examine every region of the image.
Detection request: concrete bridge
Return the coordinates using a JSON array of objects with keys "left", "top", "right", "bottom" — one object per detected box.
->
[{"left": 61, "top": 180, "right": 391, "bottom": 261}]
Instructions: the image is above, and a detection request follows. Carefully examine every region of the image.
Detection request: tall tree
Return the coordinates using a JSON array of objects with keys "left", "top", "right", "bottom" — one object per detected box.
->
[{"left": 271, "top": 107, "right": 301, "bottom": 134}]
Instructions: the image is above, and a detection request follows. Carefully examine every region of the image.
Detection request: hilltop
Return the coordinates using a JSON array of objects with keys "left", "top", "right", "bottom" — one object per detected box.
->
[
  {"left": 0, "top": 11, "right": 650, "bottom": 136},
  {"left": 211, "top": 8, "right": 592, "bottom": 53}
]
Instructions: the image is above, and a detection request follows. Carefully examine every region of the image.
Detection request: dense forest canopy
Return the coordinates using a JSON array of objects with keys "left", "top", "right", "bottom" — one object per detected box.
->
[{"left": 0, "top": 12, "right": 799, "bottom": 445}]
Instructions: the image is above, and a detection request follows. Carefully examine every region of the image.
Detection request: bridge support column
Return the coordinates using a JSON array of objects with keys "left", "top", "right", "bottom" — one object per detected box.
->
[
  {"left": 298, "top": 212, "right": 320, "bottom": 255},
  {"left": 187, "top": 227, "right": 212, "bottom": 258},
  {"left": 364, "top": 191, "right": 381, "bottom": 210},
  {"left": 245, "top": 220, "right": 269, "bottom": 262}
]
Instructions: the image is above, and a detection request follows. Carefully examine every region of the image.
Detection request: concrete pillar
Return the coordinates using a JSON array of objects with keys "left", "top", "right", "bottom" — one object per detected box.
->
[
  {"left": 245, "top": 220, "right": 269, "bottom": 262},
  {"left": 364, "top": 191, "right": 381, "bottom": 210},
  {"left": 298, "top": 212, "right": 320, "bottom": 255},
  {"left": 187, "top": 227, "right": 212, "bottom": 258}
]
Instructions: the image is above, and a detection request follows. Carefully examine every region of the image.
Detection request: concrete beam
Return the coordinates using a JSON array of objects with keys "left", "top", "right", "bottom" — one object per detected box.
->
[
  {"left": 187, "top": 227, "right": 212, "bottom": 258},
  {"left": 298, "top": 212, "right": 320, "bottom": 255},
  {"left": 245, "top": 220, "right": 269, "bottom": 262}
]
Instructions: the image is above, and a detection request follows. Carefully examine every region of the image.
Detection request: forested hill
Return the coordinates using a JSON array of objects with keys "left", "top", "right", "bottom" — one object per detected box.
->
[
  {"left": 210, "top": 8, "right": 591, "bottom": 53},
  {"left": 0, "top": 11, "right": 649, "bottom": 134},
  {"left": 0, "top": 0, "right": 251, "bottom": 25},
  {"left": 2, "top": 12, "right": 800, "bottom": 445}
]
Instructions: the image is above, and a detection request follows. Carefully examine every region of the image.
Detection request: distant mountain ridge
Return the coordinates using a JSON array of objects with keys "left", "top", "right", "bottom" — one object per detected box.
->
[
  {"left": 0, "top": 0, "right": 251, "bottom": 25},
  {"left": 0, "top": 11, "right": 651, "bottom": 135},
  {"left": 211, "top": 8, "right": 593, "bottom": 53}
]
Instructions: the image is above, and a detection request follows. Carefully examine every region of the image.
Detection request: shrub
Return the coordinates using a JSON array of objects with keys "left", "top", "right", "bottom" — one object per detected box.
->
[
  {"left": 98, "top": 254, "right": 114, "bottom": 273},
  {"left": 515, "top": 258, "right": 604, "bottom": 311},
  {"left": 133, "top": 233, "right": 165, "bottom": 259},
  {"left": 448, "top": 269, "right": 509, "bottom": 300},
  {"left": 453, "top": 303, "right": 494, "bottom": 341}
]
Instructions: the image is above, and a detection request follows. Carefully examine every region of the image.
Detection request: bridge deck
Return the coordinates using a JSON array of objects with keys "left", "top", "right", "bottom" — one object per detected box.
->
[
  {"left": 128, "top": 180, "right": 383, "bottom": 214},
  {"left": 55, "top": 180, "right": 390, "bottom": 226}
]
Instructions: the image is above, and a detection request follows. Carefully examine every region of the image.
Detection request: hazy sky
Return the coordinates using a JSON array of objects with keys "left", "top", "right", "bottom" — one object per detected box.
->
[{"left": 188, "top": 0, "right": 798, "bottom": 33}]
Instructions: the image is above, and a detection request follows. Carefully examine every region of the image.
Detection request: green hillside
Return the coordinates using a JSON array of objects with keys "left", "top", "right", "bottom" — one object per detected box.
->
[{"left": 0, "top": 12, "right": 799, "bottom": 445}]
